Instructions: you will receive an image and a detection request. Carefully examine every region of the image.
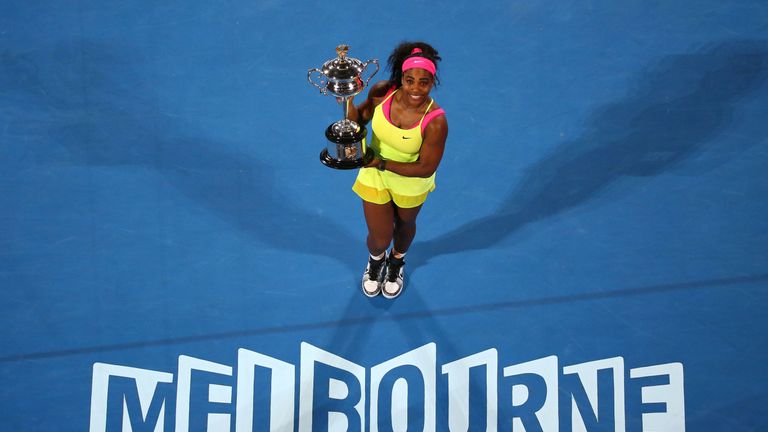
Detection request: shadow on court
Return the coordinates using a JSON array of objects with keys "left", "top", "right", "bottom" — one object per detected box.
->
[
  {"left": 2, "top": 39, "right": 767, "bottom": 365},
  {"left": 3, "top": 271, "right": 765, "bottom": 363},
  {"left": 413, "top": 39, "right": 768, "bottom": 267},
  {"left": 5, "top": 40, "right": 764, "bottom": 275},
  {"left": 0, "top": 41, "right": 360, "bottom": 270}
]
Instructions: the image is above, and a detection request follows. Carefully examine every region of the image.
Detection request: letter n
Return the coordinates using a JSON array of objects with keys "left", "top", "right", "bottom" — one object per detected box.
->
[{"left": 562, "top": 357, "right": 625, "bottom": 432}]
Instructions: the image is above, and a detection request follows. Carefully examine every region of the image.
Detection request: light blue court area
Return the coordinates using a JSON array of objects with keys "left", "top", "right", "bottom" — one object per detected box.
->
[{"left": 1, "top": 1, "right": 767, "bottom": 431}]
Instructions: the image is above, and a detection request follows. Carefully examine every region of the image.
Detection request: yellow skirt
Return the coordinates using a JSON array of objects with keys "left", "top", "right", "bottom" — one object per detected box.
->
[{"left": 352, "top": 167, "right": 436, "bottom": 208}]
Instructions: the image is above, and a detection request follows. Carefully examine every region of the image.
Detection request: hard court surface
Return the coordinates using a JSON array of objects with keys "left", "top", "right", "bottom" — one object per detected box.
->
[{"left": 1, "top": 1, "right": 767, "bottom": 430}]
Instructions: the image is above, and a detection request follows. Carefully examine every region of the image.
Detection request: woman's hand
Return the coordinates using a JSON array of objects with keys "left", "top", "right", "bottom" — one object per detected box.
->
[{"left": 364, "top": 156, "right": 381, "bottom": 168}]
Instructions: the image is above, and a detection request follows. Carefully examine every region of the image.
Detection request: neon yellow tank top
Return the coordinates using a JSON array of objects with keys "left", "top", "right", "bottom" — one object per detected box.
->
[{"left": 370, "top": 89, "right": 435, "bottom": 162}]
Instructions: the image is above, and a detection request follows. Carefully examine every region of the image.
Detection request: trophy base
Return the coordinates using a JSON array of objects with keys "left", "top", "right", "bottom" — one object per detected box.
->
[
  {"left": 320, "top": 123, "right": 373, "bottom": 170},
  {"left": 320, "top": 147, "right": 374, "bottom": 169}
]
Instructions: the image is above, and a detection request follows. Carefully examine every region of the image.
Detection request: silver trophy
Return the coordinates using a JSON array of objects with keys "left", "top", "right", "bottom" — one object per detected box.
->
[{"left": 308, "top": 45, "right": 379, "bottom": 169}]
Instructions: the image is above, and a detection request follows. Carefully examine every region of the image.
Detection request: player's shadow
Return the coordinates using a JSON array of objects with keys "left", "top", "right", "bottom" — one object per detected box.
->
[
  {"left": 3, "top": 39, "right": 766, "bottom": 274},
  {"left": 0, "top": 42, "right": 360, "bottom": 271},
  {"left": 413, "top": 39, "right": 768, "bottom": 267},
  {"left": 321, "top": 284, "right": 477, "bottom": 429}
]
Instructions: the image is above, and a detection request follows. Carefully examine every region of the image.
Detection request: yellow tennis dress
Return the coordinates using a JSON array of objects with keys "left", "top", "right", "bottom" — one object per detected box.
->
[{"left": 352, "top": 89, "right": 445, "bottom": 208}]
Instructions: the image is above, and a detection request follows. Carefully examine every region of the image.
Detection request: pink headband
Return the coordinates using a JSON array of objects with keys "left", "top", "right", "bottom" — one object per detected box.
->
[{"left": 402, "top": 48, "right": 436, "bottom": 75}]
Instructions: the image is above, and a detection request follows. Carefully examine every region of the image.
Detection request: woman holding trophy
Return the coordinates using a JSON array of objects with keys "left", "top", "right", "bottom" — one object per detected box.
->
[{"left": 346, "top": 41, "right": 448, "bottom": 299}]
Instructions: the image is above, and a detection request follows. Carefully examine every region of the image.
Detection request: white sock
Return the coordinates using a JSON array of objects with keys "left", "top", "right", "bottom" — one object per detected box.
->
[
  {"left": 370, "top": 252, "right": 386, "bottom": 261},
  {"left": 391, "top": 250, "right": 406, "bottom": 260}
]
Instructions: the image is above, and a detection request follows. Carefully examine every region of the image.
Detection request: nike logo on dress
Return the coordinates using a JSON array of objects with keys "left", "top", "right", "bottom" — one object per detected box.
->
[{"left": 402, "top": 136, "right": 412, "bottom": 139}]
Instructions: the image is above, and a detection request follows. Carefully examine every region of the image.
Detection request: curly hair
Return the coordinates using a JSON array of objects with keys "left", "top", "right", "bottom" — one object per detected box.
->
[{"left": 387, "top": 41, "right": 441, "bottom": 88}]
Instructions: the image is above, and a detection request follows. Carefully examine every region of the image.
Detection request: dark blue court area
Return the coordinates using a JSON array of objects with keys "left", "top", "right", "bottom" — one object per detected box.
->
[{"left": 2, "top": 1, "right": 767, "bottom": 431}]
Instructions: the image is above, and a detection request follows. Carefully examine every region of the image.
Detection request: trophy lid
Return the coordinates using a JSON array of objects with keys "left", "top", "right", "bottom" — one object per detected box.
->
[{"left": 319, "top": 45, "right": 368, "bottom": 83}]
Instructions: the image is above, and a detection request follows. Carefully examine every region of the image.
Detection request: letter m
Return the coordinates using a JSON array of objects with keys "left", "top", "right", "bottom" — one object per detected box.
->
[{"left": 90, "top": 362, "right": 175, "bottom": 432}]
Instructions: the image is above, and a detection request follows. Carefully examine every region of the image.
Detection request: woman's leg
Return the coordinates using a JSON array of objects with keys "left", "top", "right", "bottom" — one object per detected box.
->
[
  {"left": 379, "top": 204, "right": 422, "bottom": 298},
  {"left": 392, "top": 204, "right": 423, "bottom": 255},
  {"left": 362, "top": 200, "right": 395, "bottom": 256}
]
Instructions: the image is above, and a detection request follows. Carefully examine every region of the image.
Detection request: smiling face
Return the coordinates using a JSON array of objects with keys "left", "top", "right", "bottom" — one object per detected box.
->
[{"left": 401, "top": 68, "right": 435, "bottom": 107}]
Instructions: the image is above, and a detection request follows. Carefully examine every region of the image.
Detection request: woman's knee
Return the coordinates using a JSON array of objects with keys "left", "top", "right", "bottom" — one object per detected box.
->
[
  {"left": 368, "top": 230, "right": 393, "bottom": 250},
  {"left": 394, "top": 218, "right": 416, "bottom": 232},
  {"left": 395, "top": 205, "right": 421, "bottom": 221}
]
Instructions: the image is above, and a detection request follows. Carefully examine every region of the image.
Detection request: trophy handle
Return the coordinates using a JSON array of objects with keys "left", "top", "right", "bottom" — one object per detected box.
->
[
  {"left": 361, "top": 59, "right": 380, "bottom": 86},
  {"left": 307, "top": 68, "right": 328, "bottom": 95}
]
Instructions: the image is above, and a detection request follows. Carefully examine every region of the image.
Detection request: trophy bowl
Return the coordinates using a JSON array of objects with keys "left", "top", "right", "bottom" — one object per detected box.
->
[{"left": 308, "top": 45, "right": 379, "bottom": 169}]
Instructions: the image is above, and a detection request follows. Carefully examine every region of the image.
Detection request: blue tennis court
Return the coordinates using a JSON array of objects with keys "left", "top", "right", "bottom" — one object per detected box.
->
[{"left": 1, "top": 1, "right": 767, "bottom": 430}]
